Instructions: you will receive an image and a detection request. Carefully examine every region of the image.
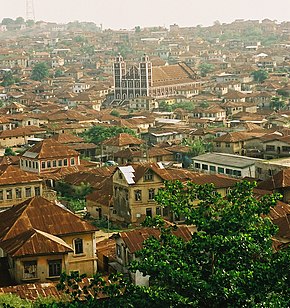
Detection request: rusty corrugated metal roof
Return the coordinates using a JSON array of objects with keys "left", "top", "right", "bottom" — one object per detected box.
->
[
  {"left": 0, "top": 196, "right": 97, "bottom": 241},
  {"left": 0, "top": 228, "right": 73, "bottom": 257}
]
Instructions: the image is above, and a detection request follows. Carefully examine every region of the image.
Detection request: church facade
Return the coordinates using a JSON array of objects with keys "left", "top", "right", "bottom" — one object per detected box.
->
[{"left": 113, "top": 54, "right": 198, "bottom": 101}]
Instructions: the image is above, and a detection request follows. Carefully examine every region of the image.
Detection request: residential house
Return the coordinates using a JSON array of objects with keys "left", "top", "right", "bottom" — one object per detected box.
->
[
  {"left": 0, "top": 165, "right": 43, "bottom": 210},
  {"left": 129, "top": 96, "right": 158, "bottom": 111},
  {"left": 20, "top": 138, "right": 80, "bottom": 175},
  {"left": 213, "top": 131, "right": 265, "bottom": 155},
  {"left": 192, "top": 152, "right": 261, "bottom": 178},
  {"left": 0, "top": 126, "right": 46, "bottom": 148},
  {"left": 110, "top": 226, "right": 191, "bottom": 285},
  {"left": 0, "top": 196, "right": 97, "bottom": 284},
  {"left": 101, "top": 133, "right": 144, "bottom": 161}
]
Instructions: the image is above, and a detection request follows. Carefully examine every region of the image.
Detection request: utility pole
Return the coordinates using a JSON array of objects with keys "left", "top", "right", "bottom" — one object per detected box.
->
[{"left": 26, "top": 0, "right": 35, "bottom": 21}]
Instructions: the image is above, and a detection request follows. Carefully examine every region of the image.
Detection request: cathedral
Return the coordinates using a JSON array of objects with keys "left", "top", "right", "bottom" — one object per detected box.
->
[{"left": 113, "top": 54, "right": 198, "bottom": 101}]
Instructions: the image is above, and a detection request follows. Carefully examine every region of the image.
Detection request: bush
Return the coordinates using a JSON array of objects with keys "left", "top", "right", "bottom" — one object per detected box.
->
[{"left": 0, "top": 294, "right": 32, "bottom": 308}]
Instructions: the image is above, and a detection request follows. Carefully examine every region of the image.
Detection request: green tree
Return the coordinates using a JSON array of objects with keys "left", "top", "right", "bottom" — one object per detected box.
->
[
  {"left": 31, "top": 62, "right": 49, "bottom": 81},
  {"left": 198, "top": 62, "right": 215, "bottom": 77},
  {"left": 15, "top": 17, "right": 25, "bottom": 24},
  {"left": 1, "top": 71, "right": 15, "bottom": 87},
  {"left": 4, "top": 147, "right": 16, "bottom": 156},
  {"left": 81, "top": 126, "right": 136, "bottom": 145},
  {"left": 251, "top": 69, "right": 269, "bottom": 83},
  {"left": 1, "top": 18, "right": 14, "bottom": 25},
  {"left": 270, "top": 96, "right": 286, "bottom": 111},
  {"left": 129, "top": 181, "right": 290, "bottom": 307},
  {"left": 110, "top": 110, "right": 120, "bottom": 117}
]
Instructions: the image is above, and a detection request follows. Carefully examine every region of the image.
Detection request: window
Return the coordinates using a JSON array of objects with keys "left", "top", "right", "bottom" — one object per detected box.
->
[
  {"left": 266, "top": 145, "right": 275, "bottom": 152},
  {"left": 216, "top": 142, "right": 221, "bottom": 147},
  {"left": 25, "top": 187, "right": 32, "bottom": 198},
  {"left": 47, "top": 161, "right": 51, "bottom": 168},
  {"left": 148, "top": 188, "right": 155, "bottom": 200},
  {"left": 202, "top": 164, "right": 208, "bottom": 170},
  {"left": 282, "top": 146, "right": 290, "bottom": 152},
  {"left": 16, "top": 188, "right": 22, "bottom": 199},
  {"left": 156, "top": 207, "right": 161, "bottom": 215},
  {"left": 116, "top": 244, "right": 122, "bottom": 258},
  {"left": 53, "top": 160, "right": 57, "bottom": 168},
  {"left": 71, "top": 158, "right": 75, "bottom": 166},
  {"left": 0, "top": 190, "right": 3, "bottom": 201},
  {"left": 144, "top": 169, "right": 153, "bottom": 181},
  {"left": 194, "top": 163, "right": 201, "bottom": 169},
  {"left": 41, "top": 161, "right": 46, "bottom": 169},
  {"left": 257, "top": 167, "right": 262, "bottom": 174},
  {"left": 146, "top": 208, "right": 152, "bottom": 217},
  {"left": 233, "top": 170, "right": 242, "bottom": 177},
  {"left": 64, "top": 159, "right": 68, "bottom": 166},
  {"left": 226, "top": 168, "right": 233, "bottom": 175},
  {"left": 225, "top": 143, "right": 230, "bottom": 148},
  {"left": 23, "top": 261, "right": 37, "bottom": 279},
  {"left": 163, "top": 207, "right": 169, "bottom": 217},
  {"left": 74, "top": 238, "right": 84, "bottom": 254},
  {"left": 48, "top": 260, "right": 62, "bottom": 277},
  {"left": 6, "top": 189, "right": 12, "bottom": 200},
  {"left": 218, "top": 167, "right": 224, "bottom": 174},
  {"left": 134, "top": 190, "right": 142, "bottom": 201},
  {"left": 58, "top": 160, "right": 63, "bottom": 167},
  {"left": 210, "top": 166, "right": 216, "bottom": 172},
  {"left": 35, "top": 186, "right": 40, "bottom": 196}
]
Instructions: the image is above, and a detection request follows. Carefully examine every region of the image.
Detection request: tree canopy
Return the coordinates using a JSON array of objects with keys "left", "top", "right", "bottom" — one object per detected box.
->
[
  {"left": 31, "top": 62, "right": 49, "bottom": 81},
  {"left": 81, "top": 125, "right": 136, "bottom": 145},
  {"left": 251, "top": 69, "right": 269, "bottom": 83},
  {"left": 130, "top": 181, "right": 290, "bottom": 307}
]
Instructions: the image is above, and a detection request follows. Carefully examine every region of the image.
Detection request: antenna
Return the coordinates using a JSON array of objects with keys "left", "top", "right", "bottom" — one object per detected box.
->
[{"left": 26, "top": 0, "right": 35, "bottom": 21}]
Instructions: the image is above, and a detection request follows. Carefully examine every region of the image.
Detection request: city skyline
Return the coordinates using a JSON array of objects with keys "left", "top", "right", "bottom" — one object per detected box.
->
[{"left": 0, "top": 0, "right": 290, "bottom": 29}]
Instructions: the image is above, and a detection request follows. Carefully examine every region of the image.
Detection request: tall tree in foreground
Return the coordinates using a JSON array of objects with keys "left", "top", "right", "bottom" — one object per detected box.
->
[{"left": 130, "top": 181, "right": 290, "bottom": 307}]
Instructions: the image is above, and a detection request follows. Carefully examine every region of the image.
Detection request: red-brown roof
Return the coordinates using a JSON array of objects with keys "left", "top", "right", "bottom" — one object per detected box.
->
[
  {"left": 22, "top": 138, "right": 79, "bottom": 159},
  {"left": 0, "top": 228, "right": 73, "bottom": 257},
  {"left": 0, "top": 196, "right": 97, "bottom": 241},
  {"left": 102, "top": 133, "right": 143, "bottom": 147},
  {"left": 117, "top": 226, "right": 192, "bottom": 253},
  {"left": 0, "top": 165, "right": 41, "bottom": 185}
]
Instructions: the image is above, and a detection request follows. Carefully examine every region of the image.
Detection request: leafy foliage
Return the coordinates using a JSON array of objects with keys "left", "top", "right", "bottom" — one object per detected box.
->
[
  {"left": 81, "top": 125, "right": 136, "bottom": 145},
  {"left": 4, "top": 147, "right": 16, "bottom": 156},
  {"left": 270, "top": 96, "right": 286, "bottom": 110},
  {"left": 56, "top": 181, "right": 92, "bottom": 212},
  {"left": 129, "top": 181, "right": 290, "bottom": 307},
  {"left": 198, "top": 62, "right": 215, "bottom": 77},
  {"left": 251, "top": 69, "right": 269, "bottom": 83},
  {"left": 31, "top": 63, "right": 49, "bottom": 81}
]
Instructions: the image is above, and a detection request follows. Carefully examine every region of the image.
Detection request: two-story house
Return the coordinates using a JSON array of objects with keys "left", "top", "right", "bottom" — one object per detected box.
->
[
  {"left": 20, "top": 138, "right": 80, "bottom": 175},
  {"left": 0, "top": 196, "right": 98, "bottom": 284},
  {"left": 0, "top": 165, "right": 43, "bottom": 210}
]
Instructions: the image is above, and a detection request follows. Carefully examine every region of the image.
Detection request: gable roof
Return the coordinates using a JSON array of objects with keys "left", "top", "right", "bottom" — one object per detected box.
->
[
  {"left": 102, "top": 133, "right": 143, "bottom": 147},
  {"left": 22, "top": 138, "right": 79, "bottom": 159},
  {"left": 50, "top": 133, "right": 83, "bottom": 144},
  {"left": 0, "top": 228, "right": 73, "bottom": 257},
  {"left": 0, "top": 196, "right": 97, "bottom": 241},
  {"left": 257, "top": 168, "right": 290, "bottom": 190},
  {"left": 117, "top": 226, "right": 192, "bottom": 253},
  {"left": 0, "top": 165, "right": 41, "bottom": 185}
]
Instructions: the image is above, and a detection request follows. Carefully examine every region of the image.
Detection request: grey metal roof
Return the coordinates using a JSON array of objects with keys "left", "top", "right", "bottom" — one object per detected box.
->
[{"left": 192, "top": 153, "right": 262, "bottom": 169}]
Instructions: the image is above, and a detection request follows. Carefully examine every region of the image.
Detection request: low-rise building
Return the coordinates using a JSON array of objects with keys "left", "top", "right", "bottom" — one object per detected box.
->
[{"left": 0, "top": 196, "right": 98, "bottom": 284}]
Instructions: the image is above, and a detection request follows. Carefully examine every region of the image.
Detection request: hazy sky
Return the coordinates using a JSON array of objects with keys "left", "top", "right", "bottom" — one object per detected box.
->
[{"left": 1, "top": 0, "right": 290, "bottom": 29}]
